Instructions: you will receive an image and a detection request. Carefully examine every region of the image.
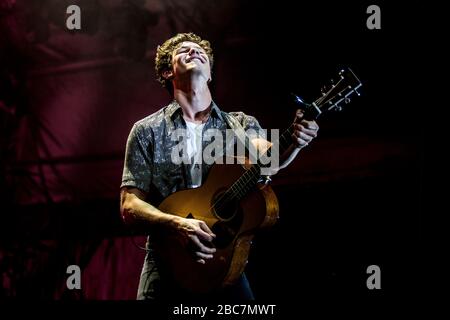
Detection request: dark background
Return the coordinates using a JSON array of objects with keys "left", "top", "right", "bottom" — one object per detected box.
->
[{"left": 1, "top": 0, "right": 421, "bottom": 306}]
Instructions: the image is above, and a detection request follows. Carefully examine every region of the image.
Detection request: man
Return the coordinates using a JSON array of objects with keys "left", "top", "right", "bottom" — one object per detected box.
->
[{"left": 120, "top": 33, "right": 319, "bottom": 300}]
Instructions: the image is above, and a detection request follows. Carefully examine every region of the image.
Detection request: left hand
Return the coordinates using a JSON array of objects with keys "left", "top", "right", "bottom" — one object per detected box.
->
[{"left": 292, "top": 109, "right": 319, "bottom": 148}]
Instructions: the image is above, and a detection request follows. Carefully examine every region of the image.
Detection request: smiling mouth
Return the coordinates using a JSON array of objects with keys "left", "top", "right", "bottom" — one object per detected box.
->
[{"left": 187, "top": 57, "right": 202, "bottom": 63}]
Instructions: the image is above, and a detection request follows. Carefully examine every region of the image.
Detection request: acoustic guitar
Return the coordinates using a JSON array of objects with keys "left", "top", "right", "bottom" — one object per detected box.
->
[{"left": 153, "top": 68, "right": 362, "bottom": 293}]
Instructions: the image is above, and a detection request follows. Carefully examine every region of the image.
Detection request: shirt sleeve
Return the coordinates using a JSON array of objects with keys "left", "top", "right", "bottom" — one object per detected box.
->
[
  {"left": 120, "top": 123, "right": 153, "bottom": 193},
  {"left": 231, "top": 111, "right": 266, "bottom": 140}
]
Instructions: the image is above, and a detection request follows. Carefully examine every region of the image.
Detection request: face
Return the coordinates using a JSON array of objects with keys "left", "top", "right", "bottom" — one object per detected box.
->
[{"left": 168, "top": 41, "right": 211, "bottom": 82}]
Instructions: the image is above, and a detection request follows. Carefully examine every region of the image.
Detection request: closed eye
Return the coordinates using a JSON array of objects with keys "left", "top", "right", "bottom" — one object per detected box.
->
[{"left": 177, "top": 46, "right": 206, "bottom": 55}]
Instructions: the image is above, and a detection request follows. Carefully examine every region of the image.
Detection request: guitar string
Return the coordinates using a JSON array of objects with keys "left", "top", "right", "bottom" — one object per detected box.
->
[
  {"left": 209, "top": 90, "right": 330, "bottom": 210},
  {"left": 209, "top": 89, "right": 334, "bottom": 210},
  {"left": 210, "top": 110, "right": 316, "bottom": 211},
  {"left": 210, "top": 139, "right": 275, "bottom": 209},
  {"left": 132, "top": 102, "right": 320, "bottom": 251},
  {"left": 208, "top": 123, "right": 296, "bottom": 212},
  {"left": 208, "top": 90, "right": 331, "bottom": 212}
]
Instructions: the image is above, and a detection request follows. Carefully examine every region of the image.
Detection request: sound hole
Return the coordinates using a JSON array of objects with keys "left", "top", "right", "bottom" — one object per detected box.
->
[{"left": 211, "top": 190, "right": 243, "bottom": 249}]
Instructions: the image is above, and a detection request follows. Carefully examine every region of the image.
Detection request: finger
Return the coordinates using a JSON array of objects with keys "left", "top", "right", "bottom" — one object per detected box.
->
[
  {"left": 196, "top": 258, "right": 206, "bottom": 264},
  {"left": 300, "top": 120, "right": 319, "bottom": 131},
  {"left": 292, "top": 134, "right": 309, "bottom": 148},
  {"left": 293, "top": 131, "right": 313, "bottom": 142},
  {"left": 294, "top": 124, "right": 318, "bottom": 138},
  {"left": 189, "top": 235, "right": 216, "bottom": 254},
  {"left": 294, "top": 109, "right": 304, "bottom": 122},
  {"left": 195, "top": 251, "right": 214, "bottom": 260},
  {"left": 299, "top": 127, "right": 317, "bottom": 138},
  {"left": 193, "top": 226, "right": 214, "bottom": 242},
  {"left": 199, "top": 221, "right": 216, "bottom": 238},
  {"left": 296, "top": 138, "right": 309, "bottom": 147}
]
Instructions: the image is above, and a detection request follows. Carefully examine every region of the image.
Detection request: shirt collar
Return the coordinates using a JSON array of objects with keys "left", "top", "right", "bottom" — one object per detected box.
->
[{"left": 166, "top": 100, "right": 224, "bottom": 122}]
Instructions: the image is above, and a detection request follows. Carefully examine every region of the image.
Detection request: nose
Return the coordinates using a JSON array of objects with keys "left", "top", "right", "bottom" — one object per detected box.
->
[{"left": 188, "top": 47, "right": 201, "bottom": 56}]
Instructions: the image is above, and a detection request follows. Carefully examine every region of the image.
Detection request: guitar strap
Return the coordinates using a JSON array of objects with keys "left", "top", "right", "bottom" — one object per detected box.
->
[
  {"left": 221, "top": 111, "right": 252, "bottom": 158},
  {"left": 222, "top": 112, "right": 270, "bottom": 183}
]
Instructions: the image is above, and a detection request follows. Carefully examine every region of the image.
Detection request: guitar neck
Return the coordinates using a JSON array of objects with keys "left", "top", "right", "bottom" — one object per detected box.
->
[
  {"left": 226, "top": 125, "right": 296, "bottom": 202},
  {"left": 222, "top": 67, "right": 362, "bottom": 203},
  {"left": 230, "top": 98, "right": 324, "bottom": 201}
]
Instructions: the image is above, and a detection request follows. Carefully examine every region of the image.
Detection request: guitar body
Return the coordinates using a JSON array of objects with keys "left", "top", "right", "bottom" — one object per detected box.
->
[
  {"left": 153, "top": 161, "right": 279, "bottom": 293},
  {"left": 151, "top": 68, "right": 362, "bottom": 293}
]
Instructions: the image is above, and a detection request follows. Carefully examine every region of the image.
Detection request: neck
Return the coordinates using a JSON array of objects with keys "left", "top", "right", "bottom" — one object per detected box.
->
[{"left": 173, "top": 76, "right": 212, "bottom": 123}]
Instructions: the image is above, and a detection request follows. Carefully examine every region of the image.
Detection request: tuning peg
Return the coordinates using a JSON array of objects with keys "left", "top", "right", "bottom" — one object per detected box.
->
[
  {"left": 354, "top": 89, "right": 361, "bottom": 96},
  {"left": 344, "top": 97, "right": 351, "bottom": 104},
  {"left": 328, "top": 101, "right": 342, "bottom": 112}
]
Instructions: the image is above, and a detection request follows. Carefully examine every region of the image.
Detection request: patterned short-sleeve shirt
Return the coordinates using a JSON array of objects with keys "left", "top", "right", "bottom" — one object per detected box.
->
[{"left": 120, "top": 100, "right": 265, "bottom": 201}]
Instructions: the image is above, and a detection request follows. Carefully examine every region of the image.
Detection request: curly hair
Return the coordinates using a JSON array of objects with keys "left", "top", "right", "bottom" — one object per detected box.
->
[{"left": 155, "top": 33, "right": 214, "bottom": 94}]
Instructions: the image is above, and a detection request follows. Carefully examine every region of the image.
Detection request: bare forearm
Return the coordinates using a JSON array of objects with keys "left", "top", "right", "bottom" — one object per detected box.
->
[
  {"left": 251, "top": 138, "right": 301, "bottom": 172},
  {"left": 120, "top": 189, "right": 178, "bottom": 229},
  {"left": 278, "top": 115, "right": 319, "bottom": 170},
  {"left": 279, "top": 144, "right": 301, "bottom": 170}
]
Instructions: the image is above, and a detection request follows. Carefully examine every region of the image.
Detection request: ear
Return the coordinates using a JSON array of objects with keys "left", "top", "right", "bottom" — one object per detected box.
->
[{"left": 162, "top": 70, "right": 174, "bottom": 80}]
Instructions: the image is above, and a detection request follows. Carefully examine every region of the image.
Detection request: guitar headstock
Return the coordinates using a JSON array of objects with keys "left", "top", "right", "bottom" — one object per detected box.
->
[{"left": 291, "top": 68, "right": 362, "bottom": 120}]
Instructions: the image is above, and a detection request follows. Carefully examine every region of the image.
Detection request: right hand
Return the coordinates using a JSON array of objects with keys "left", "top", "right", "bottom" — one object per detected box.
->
[{"left": 172, "top": 216, "right": 216, "bottom": 264}]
